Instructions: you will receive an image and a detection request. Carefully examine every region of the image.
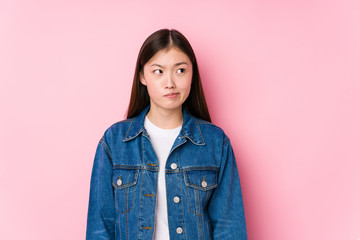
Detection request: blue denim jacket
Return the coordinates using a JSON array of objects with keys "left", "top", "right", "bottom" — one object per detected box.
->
[{"left": 86, "top": 106, "right": 247, "bottom": 240}]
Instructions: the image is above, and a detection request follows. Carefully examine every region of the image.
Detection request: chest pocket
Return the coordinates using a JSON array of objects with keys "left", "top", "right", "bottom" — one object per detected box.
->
[
  {"left": 184, "top": 168, "right": 218, "bottom": 216},
  {"left": 112, "top": 168, "right": 139, "bottom": 214}
]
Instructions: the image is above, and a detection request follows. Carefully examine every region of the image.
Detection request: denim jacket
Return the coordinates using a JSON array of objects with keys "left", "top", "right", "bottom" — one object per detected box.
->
[{"left": 86, "top": 106, "right": 247, "bottom": 240}]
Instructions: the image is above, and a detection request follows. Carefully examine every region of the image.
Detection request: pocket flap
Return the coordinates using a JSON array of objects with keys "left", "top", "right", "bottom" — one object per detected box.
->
[
  {"left": 184, "top": 169, "right": 218, "bottom": 191},
  {"left": 112, "top": 168, "right": 139, "bottom": 189}
]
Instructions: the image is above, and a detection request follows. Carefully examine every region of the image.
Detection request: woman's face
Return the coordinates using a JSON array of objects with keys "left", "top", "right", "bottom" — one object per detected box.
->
[{"left": 140, "top": 47, "right": 193, "bottom": 114}]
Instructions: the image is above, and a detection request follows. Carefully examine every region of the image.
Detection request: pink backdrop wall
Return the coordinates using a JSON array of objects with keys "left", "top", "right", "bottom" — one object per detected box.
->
[{"left": 1, "top": 1, "right": 359, "bottom": 239}]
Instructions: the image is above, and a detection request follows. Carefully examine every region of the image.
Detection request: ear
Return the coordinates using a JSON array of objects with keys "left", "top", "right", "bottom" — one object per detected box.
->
[{"left": 140, "top": 72, "right": 147, "bottom": 86}]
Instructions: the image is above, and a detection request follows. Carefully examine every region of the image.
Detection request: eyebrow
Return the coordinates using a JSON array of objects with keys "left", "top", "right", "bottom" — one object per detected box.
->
[{"left": 150, "top": 62, "right": 188, "bottom": 68}]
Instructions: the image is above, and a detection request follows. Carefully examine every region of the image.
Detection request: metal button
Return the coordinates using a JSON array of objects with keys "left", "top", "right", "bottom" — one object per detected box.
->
[
  {"left": 176, "top": 227, "right": 183, "bottom": 234},
  {"left": 173, "top": 196, "right": 180, "bottom": 203},
  {"left": 116, "top": 177, "right": 122, "bottom": 186},
  {"left": 170, "top": 163, "right": 178, "bottom": 169},
  {"left": 201, "top": 177, "right": 207, "bottom": 188}
]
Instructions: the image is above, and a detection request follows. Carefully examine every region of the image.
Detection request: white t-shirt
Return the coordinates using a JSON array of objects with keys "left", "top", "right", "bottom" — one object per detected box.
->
[{"left": 144, "top": 116, "right": 182, "bottom": 240}]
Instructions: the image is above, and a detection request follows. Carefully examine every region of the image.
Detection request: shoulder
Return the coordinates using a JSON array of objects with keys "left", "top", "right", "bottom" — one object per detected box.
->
[
  {"left": 197, "top": 119, "right": 230, "bottom": 146},
  {"left": 100, "top": 118, "right": 135, "bottom": 144},
  {"left": 106, "top": 118, "right": 133, "bottom": 133}
]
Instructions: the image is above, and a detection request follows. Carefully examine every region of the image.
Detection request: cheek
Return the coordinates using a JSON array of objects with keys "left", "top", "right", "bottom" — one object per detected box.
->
[
  {"left": 146, "top": 82, "right": 162, "bottom": 98},
  {"left": 182, "top": 76, "right": 192, "bottom": 93}
]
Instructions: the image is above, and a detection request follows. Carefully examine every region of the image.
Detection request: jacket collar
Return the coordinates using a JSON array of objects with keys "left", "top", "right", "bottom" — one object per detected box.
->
[{"left": 123, "top": 105, "right": 205, "bottom": 145}]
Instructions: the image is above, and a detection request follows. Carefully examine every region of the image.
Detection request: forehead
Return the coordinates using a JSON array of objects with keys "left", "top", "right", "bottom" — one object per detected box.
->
[{"left": 147, "top": 47, "right": 191, "bottom": 65}]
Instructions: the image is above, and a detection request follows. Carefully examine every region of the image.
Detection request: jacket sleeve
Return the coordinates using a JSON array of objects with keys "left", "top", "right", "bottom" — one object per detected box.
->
[
  {"left": 207, "top": 137, "right": 247, "bottom": 240},
  {"left": 86, "top": 136, "right": 115, "bottom": 240}
]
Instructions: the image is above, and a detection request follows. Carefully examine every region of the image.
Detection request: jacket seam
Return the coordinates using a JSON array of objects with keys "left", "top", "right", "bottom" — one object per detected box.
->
[
  {"left": 178, "top": 149, "right": 187, "bottom": 240},
  {"left": 223, "top": 136, "right": 230, "bottom": 146},
  {"left": 198, "top": 209, "right": 203, "bottom": 240},
  {"left": 123, "top": 119, "right": 134, "bottom": 141},
  {"left": 100, "top": 137, "right": 113, "bottom": 165},
  {"left": 137, "top": 137, "right": 145, "bottom": 240},
  {"left": 126, "top": 202, "right": 129, "bottom": 240},
  {"left": 113, "top": 165, "right": 158, "bottom": 171},
  {"left": 196, "top": 119, "right": 205, "bottom": 144}
]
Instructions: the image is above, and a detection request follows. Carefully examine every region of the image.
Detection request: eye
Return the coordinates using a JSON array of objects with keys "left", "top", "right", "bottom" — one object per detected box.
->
[
  {"left": 176, "top": 68, "right": 185, "bottom": 74},
  {"left": 154, "top": 69, "right": 163, "bottom": 74}
]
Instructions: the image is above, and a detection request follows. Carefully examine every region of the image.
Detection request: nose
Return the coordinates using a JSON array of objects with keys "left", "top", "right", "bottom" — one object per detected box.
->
[{"left": 165, "top": 73, "right": 175, "bottom": 89}]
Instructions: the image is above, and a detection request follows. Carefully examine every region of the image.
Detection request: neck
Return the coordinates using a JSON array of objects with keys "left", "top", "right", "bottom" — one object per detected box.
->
[{"left": 146, "top": 106, "right": 183, "bottom": 129}]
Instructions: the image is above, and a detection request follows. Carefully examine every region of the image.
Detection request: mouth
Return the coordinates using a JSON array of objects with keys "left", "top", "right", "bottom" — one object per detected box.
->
[{"left": 164, "top": 93, "right": 179, "bottom": 98}]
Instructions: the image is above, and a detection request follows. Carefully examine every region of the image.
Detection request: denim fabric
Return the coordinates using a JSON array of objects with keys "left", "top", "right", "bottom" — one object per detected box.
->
[{"left": 86, "top": 106, "right": 247, "bottom": 240}]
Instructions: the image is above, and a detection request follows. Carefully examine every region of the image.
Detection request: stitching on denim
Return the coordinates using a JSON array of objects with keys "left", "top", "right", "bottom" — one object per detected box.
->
[
  {"left": 113, "top": 164, "right": 159, "bottom": 172},
  {"left": 184, "top": 134, "right": 205, "bottom": 146},
  {"left": 198, "top": 207, "right": 203, "bottom": 240},
  {"left": 114, "top": 186, "right": 136, "bottom": 214},
  {"left": 223, "top": 136, "right": 230, "bottom": 146},
  {"left": 123, "top": 119, "right": 134, "bottom": 141},
  {"left": 142, "top": 167, "right": 158, "bottom": 172},
  {"left": 125, "top": 191, "right": 129, "bottom": 240},
  {"left": 119, "top": 214, "right": 122, "bottom": 240},
  {"left": 130, "top": 181, "right": 137, "bottom": 213},
  {"left": 124, "top": 123, "right": 146, "bottom": 142},
  {"left": 186, "top": 171, "right": 217, "bottom": 216},
  {"left": 187, "top": 186, "right": 204, "bottom": 216},
  {"left": 113, "top": 182, "right": 137, "bottom": 190},
  {"left": 182, "top": 166, "right": 220, "bottom": 172},
  {"left": 113, "top": 163, "right": 140, "bottom": 215},
  {"left": 165, "top": 166, "right": 219, "bottom": 174},
  {"left": 186, "top": 177, "right": 192, "bottom": 214},
  {"left": 116, "top": 206, "right": 134, "bottom": 214},
  {"left": 196, "top": 119, "right": 205, "bottom": 144},
  {"left": 165, "top": 169, "right": 180, "bottom": 174},
  {"left": 183, "top": 170, "right": 218, "bottom": 191},
  {"left": 137, "top": 138, "right": 145, "bottom": 240},
  {"left": 125, "top": 131, "right": 144, "bottom": 142},
  {"left": 168, "top": 135, "right": 187, "bottom": 156},
  {"left": 196, "top": 189, "right": 200, "bottom": 214},
  {"left": 113, "top": 165, "right": 142, "bottom": 170},
  {"left": 186, "top": 183, "right": 217, "bottom": 191},
  {"left": 114, "top": 188, "right": 119, "bottom": 212},
  {"left": 189, "top": 208, "right": 203, "bottom": 216},
  {"left": 188, "top": 191, "right": 204, "bottom": 216},
  {"left": 138, "top": 169, "right": 143, "bottom": 239},
  {"left": 112, "top": 170, "right": 139, "bottom": 190},
  {"left": 181, "top": 126, "right": 205, "bottom": 146},
  {"left": 100, "top": 137, "right": 113, "bottom": 164},
  {"left": 100, "top": 140, "right": 111, "bottom": 155},
  {"left": 183, "top": 118, "right": 206, "bottom": 145},
  {"left": 178, "top": 155, "right": 187, "bottom": 240},
  {"left": 142, "top": 130, "right": 151, "bottom": 141}
]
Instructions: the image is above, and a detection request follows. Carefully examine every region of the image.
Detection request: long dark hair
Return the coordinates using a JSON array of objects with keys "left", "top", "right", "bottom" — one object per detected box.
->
[{"left": 126, "top": 29, "right": 211, "bottom": 122}]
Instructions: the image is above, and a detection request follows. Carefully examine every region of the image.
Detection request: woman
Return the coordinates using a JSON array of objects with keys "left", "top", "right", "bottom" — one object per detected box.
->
[{"left": 86, "top": 29, "right": 247, "bottom": 240}]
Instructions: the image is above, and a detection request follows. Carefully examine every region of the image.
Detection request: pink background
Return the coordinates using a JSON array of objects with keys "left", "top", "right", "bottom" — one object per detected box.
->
[{"left": 1, "top": 0, "right": 359, "bottom": 239}]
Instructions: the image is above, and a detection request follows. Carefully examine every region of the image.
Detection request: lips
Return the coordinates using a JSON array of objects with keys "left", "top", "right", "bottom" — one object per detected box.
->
[{"left": 165, "top": 93, "right": 179, "bottom": 98}]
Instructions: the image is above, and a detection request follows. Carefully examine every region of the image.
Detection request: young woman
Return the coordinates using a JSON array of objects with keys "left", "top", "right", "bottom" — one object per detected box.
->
[{"left": 86, "top": 29, "right": 247, "bottom": 240}]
